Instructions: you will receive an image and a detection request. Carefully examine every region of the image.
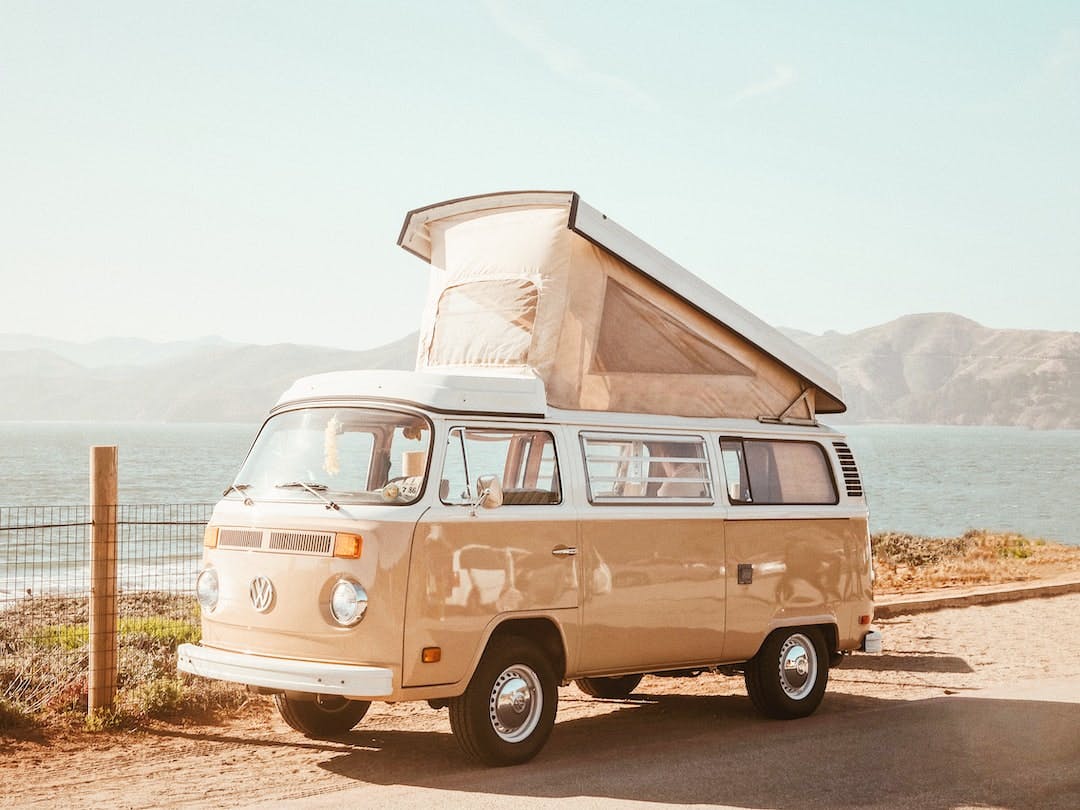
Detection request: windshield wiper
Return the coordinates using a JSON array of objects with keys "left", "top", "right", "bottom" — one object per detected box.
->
[
  {"left": 222, "top": 483, "right": 254, "bottom": 506},
  {"left": 275, "top": 481, "right": 340, "bottom": 511}
]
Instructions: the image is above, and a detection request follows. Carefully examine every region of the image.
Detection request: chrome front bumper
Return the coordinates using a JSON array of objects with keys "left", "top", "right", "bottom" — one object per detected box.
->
[{"left": 177, "top": 643, "right": 394, "bottom": 698}]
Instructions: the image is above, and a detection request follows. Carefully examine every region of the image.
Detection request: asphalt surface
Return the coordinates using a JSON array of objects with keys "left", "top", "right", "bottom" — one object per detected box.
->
[
  {"left": 250, "top": 583, "right": 1080, "bottom": 810},
  {"left": 248, "top": 673, "right": 1080, "bottom": 810}
]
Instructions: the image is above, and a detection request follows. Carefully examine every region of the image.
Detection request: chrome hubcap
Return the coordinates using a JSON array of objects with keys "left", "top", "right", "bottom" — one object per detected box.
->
[
  {"left": 313, "top": 694, "right": 351, "bottom": 714},
  {"left": 778, "top": 633, "right": 818, "bottom": 700},
  {"left": 489, "top": 665, "right": 542, "bottom": 742}
]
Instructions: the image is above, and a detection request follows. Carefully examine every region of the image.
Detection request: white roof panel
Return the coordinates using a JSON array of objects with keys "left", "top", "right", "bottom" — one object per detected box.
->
[{"left": 277, "top": 369, "right": 549, "bottom": 417}]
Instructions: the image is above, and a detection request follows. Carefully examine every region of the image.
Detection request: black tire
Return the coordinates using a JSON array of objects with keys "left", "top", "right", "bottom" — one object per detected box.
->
[
  {"left": 274, "top": 693, "right": 371, "bottom": 737},
  {"left": 744, "top": 627, "right": 829, "bottom": 720},
  {"left": 574, "top": 674, "right": 644, "bottom": 699},
  {"left": 448, "top": 636, "right": 557, "bottom": 766}
]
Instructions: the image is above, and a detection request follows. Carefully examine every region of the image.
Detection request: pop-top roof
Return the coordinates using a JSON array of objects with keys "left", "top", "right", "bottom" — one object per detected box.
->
[{"left": 399, "top": 191, "right": 845, "bottom": 418}]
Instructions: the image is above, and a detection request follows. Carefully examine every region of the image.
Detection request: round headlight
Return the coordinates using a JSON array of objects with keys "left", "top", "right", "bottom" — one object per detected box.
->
[
  {"left": 330, "top": 579, "right": 368, "bottom": 626},
  {"left": 196, "top": 567, "right": 219, "bottom": 613}
]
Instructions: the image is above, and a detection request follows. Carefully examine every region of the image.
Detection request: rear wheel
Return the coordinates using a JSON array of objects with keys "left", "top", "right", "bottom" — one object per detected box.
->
[
  {"left": 274, "top": 693, "right": 370, "bottom": 737},
  {"left": 449, "top": 636, "right": 557, "bottom": 766},
  {"left": 574, "top": 674, "right": 643, "bottom": 699},
  {"left": 744, "top": 627, "right": 829, "bottom": 719}
]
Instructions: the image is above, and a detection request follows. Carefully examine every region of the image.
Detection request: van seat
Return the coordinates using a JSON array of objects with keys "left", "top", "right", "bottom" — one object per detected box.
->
[{"left": 502, "top": 488, "right": 559, "bottom": 505}]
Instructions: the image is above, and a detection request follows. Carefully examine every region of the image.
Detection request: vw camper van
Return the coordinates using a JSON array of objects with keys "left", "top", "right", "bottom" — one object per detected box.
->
[{"left": 178, "top": 192, "right": 876, "bottom": 766}]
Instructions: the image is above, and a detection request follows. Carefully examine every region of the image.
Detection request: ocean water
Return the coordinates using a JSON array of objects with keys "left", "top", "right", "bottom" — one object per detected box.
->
[
  {"left": 0, "top": 422, "right": 255, "bottom": 505},
  {"left": 0, "top": 421, "right": 1078, "bottom": 545},
  {"left": 843, "top": 424, "right": 1080, "bottom": 544}
]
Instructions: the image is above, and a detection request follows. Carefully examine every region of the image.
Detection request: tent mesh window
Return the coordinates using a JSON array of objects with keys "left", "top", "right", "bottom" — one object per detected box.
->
[
  {"left": 591, "top": 280, "right": 752, "bottom": 376},
  {"left": 429, "top": 279, "right": 539, "bottom": 367}
]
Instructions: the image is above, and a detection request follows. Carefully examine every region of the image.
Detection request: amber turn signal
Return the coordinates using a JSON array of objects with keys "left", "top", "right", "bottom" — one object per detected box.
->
[
  {"left": 334, "top": 533, "right": 363, "bottom": 559},
  {"left": 203, "top": 526, "right": 219, "bottom": 549},
  {"left": 859, "top": 614, "right": 872, "bottom": 625},
  {"left": 421, "top": 647, "right": 442, "bottom": 664}
]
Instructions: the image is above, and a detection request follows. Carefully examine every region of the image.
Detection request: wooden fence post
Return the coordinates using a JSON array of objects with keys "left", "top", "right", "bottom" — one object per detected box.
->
[{"left": 89, "top": 445, "right": 118, "bottom": 715}]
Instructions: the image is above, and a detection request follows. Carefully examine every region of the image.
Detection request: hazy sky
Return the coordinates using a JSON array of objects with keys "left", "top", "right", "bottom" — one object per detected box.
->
[{"left": 2, "top": 2, "right": 1078, "bottom": 350}]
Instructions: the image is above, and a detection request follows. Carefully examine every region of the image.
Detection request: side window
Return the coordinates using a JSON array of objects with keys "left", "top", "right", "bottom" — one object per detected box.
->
[
  {"left": 581, "top": 433, "right": 713, "bottom": 504},
  {"left": 720, "top": 438, "right": 838, "bottom": 505},
  {"left": 719, "top": 440, "right": 751, "bottom": 503},
  {"left": 441, "top": 427, "right": 561, "bottom": 505}
]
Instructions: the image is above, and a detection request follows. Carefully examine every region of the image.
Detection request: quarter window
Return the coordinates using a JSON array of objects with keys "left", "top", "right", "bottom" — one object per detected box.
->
[
  {"left": 581, "top": 433, "right": 713, "bottom": 503},
  {"left": 720, "top": 439, "right": 837, "bottom": 505}
]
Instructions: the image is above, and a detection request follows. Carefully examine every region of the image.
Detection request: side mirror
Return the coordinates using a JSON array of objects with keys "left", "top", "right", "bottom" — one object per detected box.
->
[{"left": 475, "top": 474, "right": 504, "bottom": 511}]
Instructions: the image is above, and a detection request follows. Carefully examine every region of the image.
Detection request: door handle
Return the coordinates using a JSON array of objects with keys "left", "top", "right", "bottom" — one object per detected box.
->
[{"left": 551, "top": 545, "right": 577, "bottom": 557}]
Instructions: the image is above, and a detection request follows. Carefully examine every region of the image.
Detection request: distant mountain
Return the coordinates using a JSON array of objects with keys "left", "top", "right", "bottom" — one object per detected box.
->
[
  {"left": 0, "top": 333, "right": 416, "bottom": 423},
  {"left": 2, "top": 314, "right": 1078, "bottom": 427},
  {"left": 788, "top": 313, "right": 1080, "bottom": 429},
  {"left": 0, "top": 334, "right": 237, "bottom": 368}
]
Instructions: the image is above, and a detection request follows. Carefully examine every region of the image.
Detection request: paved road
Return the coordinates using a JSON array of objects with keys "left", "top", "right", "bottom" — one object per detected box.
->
[{"left": 253, "top": 675, "right": 1080, "bottom": 810}]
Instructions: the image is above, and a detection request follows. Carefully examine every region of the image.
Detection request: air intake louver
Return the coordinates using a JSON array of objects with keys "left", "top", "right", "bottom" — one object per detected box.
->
[
  {"left": 832, "top": 442, "right": 864, "bottom": 497},
  {"left": 218, "top": 529, "right": 264, "bottom": 549},
  {"left": 216, "top": 528, "right": 334, "bottom": 555},
  {"left": 268, "top": 531, "right": 334, "bottom": 555}
]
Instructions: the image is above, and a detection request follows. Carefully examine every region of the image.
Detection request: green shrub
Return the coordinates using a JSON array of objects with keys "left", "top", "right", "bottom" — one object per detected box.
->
[
  {"left": 119, "top": 617, "right": 200, "bottom": 649},
  {"left": 996, "top": 536, "right": 1033, "bottom": 559},
  {"left": 29, "top": 616, "right": 198, "bottom": 653},
  {"left": 84, "top": 706, "right": 127, "bottom": 732},
  {"left": 31, "top": 624, "right": 88, "bottom": 650},
  {"left": 124, "top": 677, "right": 185, "bottom": 719}
]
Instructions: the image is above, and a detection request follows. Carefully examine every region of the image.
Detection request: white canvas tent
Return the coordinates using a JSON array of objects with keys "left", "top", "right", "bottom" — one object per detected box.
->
[{"left": 398, "top": 191, "right": 845, "bottom": 422}]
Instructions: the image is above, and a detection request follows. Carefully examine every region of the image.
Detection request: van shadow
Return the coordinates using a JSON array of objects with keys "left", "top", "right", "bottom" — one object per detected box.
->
[
  {"left": 840, "top": 651, "right": 975, "bottom": 673},
  {"left": 316, "top": 691, "right": 1080, "bottom": 809}
]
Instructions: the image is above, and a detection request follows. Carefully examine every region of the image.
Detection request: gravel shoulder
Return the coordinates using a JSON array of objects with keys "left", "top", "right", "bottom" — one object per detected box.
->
[{"left": 3, "top": 591, "right": 1080, "bottom": 809}]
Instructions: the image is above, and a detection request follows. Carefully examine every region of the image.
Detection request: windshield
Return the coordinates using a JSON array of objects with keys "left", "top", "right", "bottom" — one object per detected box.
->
[{"left": 231, "top": 407, "right": 432, "bottom": 505}]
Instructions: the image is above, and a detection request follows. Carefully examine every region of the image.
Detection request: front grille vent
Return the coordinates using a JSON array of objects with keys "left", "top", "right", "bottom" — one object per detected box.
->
[
  {"left": 215, "top": 528, "right": 335, "bottom": 555},
  {"left": 218, "top": 529, "right": 263, "bottom": 549},
  {"left": 268, "top": 531, "right": 334, "bottom": 555},
  {"left": 832, "top": 442, "right": 864, "bottom": 497}
]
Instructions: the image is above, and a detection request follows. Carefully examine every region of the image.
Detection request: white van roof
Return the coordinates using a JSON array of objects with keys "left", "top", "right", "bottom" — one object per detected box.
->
[
  {"left": 275, "top": 369, "right": 843, "bottom": 438},
  {"left": 277, "top": 369, "right": 549, "bottom": 417}
]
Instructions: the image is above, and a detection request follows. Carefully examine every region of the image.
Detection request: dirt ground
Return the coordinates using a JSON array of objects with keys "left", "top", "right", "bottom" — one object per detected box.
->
[{"left": 3, "top": 590, "right": 1079, "bottom": 809}]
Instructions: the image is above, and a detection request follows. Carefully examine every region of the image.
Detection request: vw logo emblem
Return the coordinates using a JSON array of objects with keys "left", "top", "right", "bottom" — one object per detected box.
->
[{"left": 249, "top": 575, "right": 275, "bottom": 613}]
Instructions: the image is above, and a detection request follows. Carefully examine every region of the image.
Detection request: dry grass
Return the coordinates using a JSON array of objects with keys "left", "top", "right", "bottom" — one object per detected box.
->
[
  {"left": 872, "top": 529, "right": 1080, "bottom": 594},
  {"left": 1, "top": 592, "right": 251, "bottom": 733}
]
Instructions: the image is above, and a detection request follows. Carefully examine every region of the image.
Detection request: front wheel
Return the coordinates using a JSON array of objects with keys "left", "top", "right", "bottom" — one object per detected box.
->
[
  {"left": 744, "top": 627, "right": 829, "bottom": 719},
  {"left": 274, "top": 693, "right": 371, "bottom": 737},
  {"left": 574, "top": 673, "right": 643, "bottom": 699},
  {"left": 449, "top": 636, "right": 557, "bottom": 766}
]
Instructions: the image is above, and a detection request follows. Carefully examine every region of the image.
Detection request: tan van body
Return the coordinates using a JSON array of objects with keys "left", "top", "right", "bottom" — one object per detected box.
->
[{"left": 179, "top": 192, "right": 875, "bottom": 765}]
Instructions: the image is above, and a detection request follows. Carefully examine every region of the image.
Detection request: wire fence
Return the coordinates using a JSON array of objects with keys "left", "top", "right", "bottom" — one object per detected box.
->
[{"left": 0, "top": 503, "right": 211, "bottom": 713}]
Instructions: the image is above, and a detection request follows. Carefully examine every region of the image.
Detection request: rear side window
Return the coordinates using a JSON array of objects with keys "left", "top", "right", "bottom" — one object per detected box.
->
[
  {"left": 581, "top": 433, "right": 713, "bottom": 504},
  {"left": 719, "top": 439, "right": 837, "bottom": 506}
]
